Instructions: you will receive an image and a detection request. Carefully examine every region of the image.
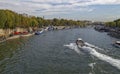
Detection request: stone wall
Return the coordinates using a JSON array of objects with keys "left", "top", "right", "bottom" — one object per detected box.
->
[
  {"left": 0, "top": 27, "right": 32, "bottom": 37},
  {"left": 0, "top": 29, "right": 4, "bottom": 36},
  {"left": 15, "top": 27, "right": 28, "bottom": 32},
  {"left": 53, "top": 26, "right": 65, "bottom": 29}
]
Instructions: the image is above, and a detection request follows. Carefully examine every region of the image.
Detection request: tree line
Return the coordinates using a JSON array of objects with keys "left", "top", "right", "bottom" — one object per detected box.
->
[
  {"left": 0, "top": 9, "right": 89, "bottom": 29},
  {"left": 0, "top": 9, "right": 38, "bottom": 29},
  {"left": 105, "top": 19, "right": 120, "bottom": 28}
]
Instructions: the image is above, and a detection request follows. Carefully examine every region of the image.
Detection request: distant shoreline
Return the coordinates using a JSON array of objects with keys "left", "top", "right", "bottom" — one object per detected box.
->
[
  {"left": 94, "top": 25, "right": 120, "bottom": 39},
  {"left": 0, "top": 33, "right": 34, "bottom": 43},
  {"left": 0, "top": 25, "right": 90, "bottom": 43}
]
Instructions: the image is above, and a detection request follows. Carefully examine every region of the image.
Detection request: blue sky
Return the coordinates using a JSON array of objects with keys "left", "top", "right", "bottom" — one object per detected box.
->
[{"left": 0, "top": 0, "right": 120, "bottom": 22}]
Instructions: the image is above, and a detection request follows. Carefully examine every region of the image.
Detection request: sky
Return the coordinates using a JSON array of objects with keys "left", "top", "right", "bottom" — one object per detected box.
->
[{"left": 0, "top": 0, "right": 120, "bottom": 22}]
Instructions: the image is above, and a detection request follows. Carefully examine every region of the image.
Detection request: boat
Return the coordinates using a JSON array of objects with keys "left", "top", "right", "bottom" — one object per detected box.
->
[
  {"left": 75, "top": 38, "right": 94, "bottom": 53},
  {"left": 44, "top": 27, "right": 49, "bottom": 31},
  {"left": 76, "top": 38, "right": 86, "bottom": 48},
  {"left": 113, "top": 41, "right": 120, "bottom": 48},
  {"left": 76, "top": 38, "right": 102, "bottom": 50},
  {"left": 35, "top": 30, "right": 43, "bottom": 35}
]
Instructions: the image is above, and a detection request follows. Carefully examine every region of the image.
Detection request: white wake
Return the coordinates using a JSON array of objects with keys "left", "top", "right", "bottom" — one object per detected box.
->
[
  {"left": 64, "top": 43, "right": 120, "bottom": 70},
  {"left": 64, "top": 43, "right": 83, "bottom": 55}
]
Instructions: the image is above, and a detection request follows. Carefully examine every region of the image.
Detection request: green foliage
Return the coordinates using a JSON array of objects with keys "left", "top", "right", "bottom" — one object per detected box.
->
[
  {"left": 29, "top": 16, "right": 38, "bottom": 27},
  {"left": 117, "top": 21, "right": 120, "bottom": 28},
  {"left": 105, "top": 22, "right": 116, "bottom": 27},
  {"left": 105, "top": 18, "right": 120, "bottom": 28},
  {"left": 0, "top": 9, "right": 39, "bottom": 29},
  {"left": 0, "top": 9, "right": 89, "bottom": 29},
  {"left": 0, "top": 10, "right": 7, "bottom": 28},
  {"left": 4, "top": 10, "right": 15, "bottom": 29}
]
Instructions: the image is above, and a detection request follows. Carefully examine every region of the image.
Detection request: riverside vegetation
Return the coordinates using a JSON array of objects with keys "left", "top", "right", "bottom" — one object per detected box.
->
[
  {"left": 94, "top": 19, "right": 120, "bottom": 38},
  {"left": 0, "top": 9, "right": 89, "bottom": 29},
  {"left": 0, "top": 9, "right": 91, "bottom": 41}
]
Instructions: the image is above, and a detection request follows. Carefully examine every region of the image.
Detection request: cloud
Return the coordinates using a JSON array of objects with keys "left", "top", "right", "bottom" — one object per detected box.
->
[{"left": 0, "top": 0, "right": 120, "bottom": 17}]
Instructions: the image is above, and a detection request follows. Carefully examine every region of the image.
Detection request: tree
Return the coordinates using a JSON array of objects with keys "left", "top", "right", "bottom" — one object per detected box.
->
[
  {"left": 0, "top": 9, "right": 89, "bottom": 29},
  {"left": 4, "top": 10, "right": 15, "bottom": 29},
  {"left": 0, "top": 10, "right": 7, "bottom": 28},
  {"left": 105, "top": 22, "right": 116, "bottom": 27},
  {"left": 29, "top": 17, "right": 38, "bottom": 27}
]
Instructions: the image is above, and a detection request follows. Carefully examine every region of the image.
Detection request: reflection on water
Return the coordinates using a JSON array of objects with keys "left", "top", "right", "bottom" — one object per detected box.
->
[
  {"left": 0, "top": 27, "right": 120, "bottom": 74},
  {"left": 0, "top": 37, "right": 29, "bottom": 73}
]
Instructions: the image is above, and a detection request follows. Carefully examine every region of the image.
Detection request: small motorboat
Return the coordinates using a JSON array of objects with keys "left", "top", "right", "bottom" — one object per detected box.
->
[
  {"left": 76, "top": 38, "right": 85, "bottom": 48},
  {"left": 113, "top": 41, "right": 120, "bottom": 48},
  {"left": 35, "top": 30, "right": 43, "bottom": 35},
  {"left": 76, "top": 38, "right": 100, "bottom": 49},
  {"left": 76, "top": 38, "right": 93, "bottom": 53}
]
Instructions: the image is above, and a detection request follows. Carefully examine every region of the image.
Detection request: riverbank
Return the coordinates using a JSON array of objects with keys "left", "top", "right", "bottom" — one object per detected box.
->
[
  {"left": 94, "top": 25, "right": 120, "bottom": 38},
  {"left": 0, "top": 25, "right": 85, "bottom": 43},
  {"left": 0, "top": 33, "right": 34, "bottom": 43},
  {"left": 0, "top": 26, "right": 66, "bottom": 43}
]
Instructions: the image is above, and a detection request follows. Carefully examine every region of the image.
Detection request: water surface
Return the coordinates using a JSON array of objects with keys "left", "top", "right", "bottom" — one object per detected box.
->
[{"left": 0, "top": 27, "right": 120, "bottom": 74}]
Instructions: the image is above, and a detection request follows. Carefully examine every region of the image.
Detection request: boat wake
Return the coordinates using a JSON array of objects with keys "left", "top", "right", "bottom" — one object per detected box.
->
[
  {"left": 89, "top": 62, "right": 96, "bottom": 69},
  {"left": 88, "top": 62, "right": 96, "bottom": 74},
  {"left": 85, "top": 42, "right": 104, "bottom": 51},
  {"left": 64, "top": 43, "right": 120, "bottom": 70},
  {"left": 64, "top": 43, "right": 83, "bottom": 55}
]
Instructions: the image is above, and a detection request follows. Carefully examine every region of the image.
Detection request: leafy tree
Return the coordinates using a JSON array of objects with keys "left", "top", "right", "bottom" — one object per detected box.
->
[
  {"left": 29, "top": 17, "right": 38, "bottom": 27},
  {"left": 0, "top": 10, "right": 7, "bottom": 28},
  {"left": 0, "top": 9, "right": 89, "bottom": 29}
]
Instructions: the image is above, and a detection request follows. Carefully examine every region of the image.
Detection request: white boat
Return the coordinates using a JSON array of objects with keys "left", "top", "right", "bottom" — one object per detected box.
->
[
  {"left": 44, "top": 27, "right": 49, "bottom": 31},
  {"left": 76, "top": 38, "right": 85, "bottom": 48},
  {"left": 75, "top": 38, "right": 95, "bottom": 53},
  {"left": 76, "top": 38, "right": 103, "bottom": 50},
  {"left": 113, "top": 41, "right": 120, "bottom": 48},
  {"left": 35, "top": 30, "right": 44, "bottom": 35}
]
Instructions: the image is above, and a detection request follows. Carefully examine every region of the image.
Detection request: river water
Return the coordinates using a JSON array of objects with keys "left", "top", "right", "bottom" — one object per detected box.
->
[{"left": 0, "top": 27, "right": 120, "bottom": 74}]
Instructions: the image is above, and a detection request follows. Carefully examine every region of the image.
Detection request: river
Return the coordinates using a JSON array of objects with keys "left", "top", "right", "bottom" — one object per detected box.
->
[{"left": 0, "top": 27, "right": 120, "bottom": 74}]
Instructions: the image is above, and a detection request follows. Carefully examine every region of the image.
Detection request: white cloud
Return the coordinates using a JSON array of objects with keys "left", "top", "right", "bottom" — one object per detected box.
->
[{"left": 0, "top": 0, "right": 120, "bottom": 17}]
